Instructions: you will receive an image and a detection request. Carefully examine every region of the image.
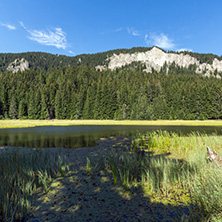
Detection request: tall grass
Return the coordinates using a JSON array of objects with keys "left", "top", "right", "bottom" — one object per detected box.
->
[
  {"left": 104, "top": 130, "right": 222, "bottom": 220},
  {"left": 130, "top": 130, "right": 221, "bottom": 158},
  {"left": 105, "top": 147, "right": 196, "bottom": 192},
  {"left": 0, "top": 148, "right": 69, "bottom": 221}
]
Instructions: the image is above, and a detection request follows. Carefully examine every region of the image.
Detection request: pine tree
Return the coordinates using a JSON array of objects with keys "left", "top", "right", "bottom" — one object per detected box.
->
[
  {"left": 40, "top": 93, "right": 49, "bottom": 119},
  {"left": 55, "top": 90, "right": 61, "bottom": 119},
  {"left": 28, "top": 93, "right": 36, "bottom": 119},
  {"left": 18, "top": 99, "right": 26, "bottom": 119},
  {"left": 9, "top": 96, "right": 18, "bottom": 119}
]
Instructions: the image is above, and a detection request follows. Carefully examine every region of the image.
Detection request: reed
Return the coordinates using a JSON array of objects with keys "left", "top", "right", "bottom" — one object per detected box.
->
[
  {"left": 0, "top": 148, "right": 69, "bottom": 221},
  {"left": 104, "top": 130, "right": 222, "bottom": 220},
  {"left": 189, "top": 156, "right": 222, "bottom": 221}
]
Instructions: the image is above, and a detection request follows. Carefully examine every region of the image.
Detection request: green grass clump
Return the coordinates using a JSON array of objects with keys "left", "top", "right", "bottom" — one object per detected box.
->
[
  {"left": 190, "top": 163, "right": 222, "bottom": 221},
  {"left": 131, "top": 130, "right": 221, "bottom": 159},
  {"left": 0, "top": 148, "right": 69, "bottom": 221},
  {"left": 105, "top": 148, "right": 195, "bottom": 192},
  {"left": 103, "top": 130, "right": 222, "bottom": 220}
]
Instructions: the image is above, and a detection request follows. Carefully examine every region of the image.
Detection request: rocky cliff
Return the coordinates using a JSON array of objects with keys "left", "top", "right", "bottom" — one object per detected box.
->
[
  {"left": 7, "top": 58, "right": 29, "bottom": 73},
  {"left": 96, "top": 47, "right": 222, "bottom": 77},
  {"left": 4, "top": 47, "right": 222, "bottom": 77}
]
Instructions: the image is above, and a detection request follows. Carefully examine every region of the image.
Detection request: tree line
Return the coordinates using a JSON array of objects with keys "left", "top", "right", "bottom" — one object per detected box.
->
[{"left": 0, "top": 64, "right": 222, "bottom": 120}]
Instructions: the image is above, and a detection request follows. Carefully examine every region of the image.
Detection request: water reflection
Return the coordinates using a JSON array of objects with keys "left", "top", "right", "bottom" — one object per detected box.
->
[{"left": 0, "top": 125, "right": 222, "bottom": 149}]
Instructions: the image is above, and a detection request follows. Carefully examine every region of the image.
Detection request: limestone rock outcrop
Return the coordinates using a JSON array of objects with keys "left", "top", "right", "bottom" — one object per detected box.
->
[
  {"left": 96, "top": 47, "right": 222, "bottom": 77},
  {"left": 7, "top": 58, "right": 29, "bottom": 73}
]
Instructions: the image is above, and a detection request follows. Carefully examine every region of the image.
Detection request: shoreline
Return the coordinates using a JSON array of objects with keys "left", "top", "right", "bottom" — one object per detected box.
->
[
  {"left": 0, "top": 137, "right": 132, "bottom": 168},
  {"left": 1, "top": 119, "right": 222, "bottom": 129}
]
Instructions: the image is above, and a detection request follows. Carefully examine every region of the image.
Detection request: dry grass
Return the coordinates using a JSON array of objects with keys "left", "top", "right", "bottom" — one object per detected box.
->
[{"left": 1, "top": 119, "right": 222, "bottom": 129}]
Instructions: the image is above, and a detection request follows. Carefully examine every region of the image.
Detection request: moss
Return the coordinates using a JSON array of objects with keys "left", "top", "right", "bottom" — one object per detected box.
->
[{"left": 143, "top": 185, "right": 192, "bottom": 206}]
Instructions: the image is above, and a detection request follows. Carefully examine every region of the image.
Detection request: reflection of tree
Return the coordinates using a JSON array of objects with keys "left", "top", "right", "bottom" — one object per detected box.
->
[{"left": 1, "top": 126, "right": 222, "bottom": 148}]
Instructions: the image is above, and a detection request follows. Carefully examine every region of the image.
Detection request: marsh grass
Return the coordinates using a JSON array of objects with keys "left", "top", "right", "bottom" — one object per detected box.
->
[
  {"left": 103, "top": 130, "right": 222, "bottom": 220},
  {"left": 0, "top": 148, "right": 69, "bottom": 221}
]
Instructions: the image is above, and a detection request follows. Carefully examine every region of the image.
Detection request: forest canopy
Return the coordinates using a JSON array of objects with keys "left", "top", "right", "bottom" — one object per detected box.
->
[{"left": 0, "top": 64, "right": 222, "bottom": 120}]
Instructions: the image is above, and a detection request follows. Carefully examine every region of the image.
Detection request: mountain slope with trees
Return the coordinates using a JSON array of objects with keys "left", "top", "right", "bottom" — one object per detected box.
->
[
  {"left": 0, "top": 47, "right": 222, "bottom": 120},
  {"left": 0, "top": 47, "right": 153, "bottom": 73},
  {"left": 0, "top": 64, "right": 222, "bottom": 120},
  {"left": 1, "top": 47, "right": 222, "bottom": 73}
]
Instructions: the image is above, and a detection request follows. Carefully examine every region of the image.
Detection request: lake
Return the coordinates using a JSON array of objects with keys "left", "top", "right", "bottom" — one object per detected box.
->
[{"left": 0, "top": 125, "right": 222, "bottom": 148}]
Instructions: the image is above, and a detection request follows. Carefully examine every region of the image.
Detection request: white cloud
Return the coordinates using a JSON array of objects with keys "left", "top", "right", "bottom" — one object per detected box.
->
[
  {"left": 20, "top": 22, "right": 68, "bottom": 50},
  {"left": 127, "top": 27, "right": 140, "bottom": 36},
  {"left": 177, "top": 48, "right": 193, "bottom": 52},
  {"left": 19, "top": 21, "right": 26, "bottom": 29},
  {"left": 100, "top": 27, "right": 123, "bottom": 35},
  {"left": 68, "top": 50, "right": 75, "bottom": 55},
  {"left": 28, "top": 27, "right": 67, "bottom": 49},
  {"left": 114, "top": 27, "right": 123, "bottom": 32},
  {"left": 0, "top": 22, "right": 16, "bottom": 30},
  {"left": 145, "top": 33, "right": 175, "bottom": 50},
  {"left": 145, "top": 34, "right": 149, "bottom": 42}
]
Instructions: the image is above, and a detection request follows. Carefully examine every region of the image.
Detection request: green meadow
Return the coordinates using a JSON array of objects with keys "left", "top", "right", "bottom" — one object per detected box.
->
[{"left": 1, "top": 119, "right": 222, "bottom": 128}]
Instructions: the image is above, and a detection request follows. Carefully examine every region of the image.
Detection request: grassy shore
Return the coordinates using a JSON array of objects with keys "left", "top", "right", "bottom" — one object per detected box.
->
[
  {"left": 1, "top": 131, "right": 222, "bottom": 221},
  {"left": 1, "top": 119, "right": 222, "bottom": 128},
  {"left": 102, "top": 131, "right": 222, "bottom": 221}
]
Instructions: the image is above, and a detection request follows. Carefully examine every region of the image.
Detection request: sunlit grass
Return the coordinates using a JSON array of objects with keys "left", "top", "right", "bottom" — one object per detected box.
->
[
  {"left": 1, "top": 119, "right": 222, "bottom": 128},
  {"left": 101, "top": 131, "right": 222, "bottom": 220}
]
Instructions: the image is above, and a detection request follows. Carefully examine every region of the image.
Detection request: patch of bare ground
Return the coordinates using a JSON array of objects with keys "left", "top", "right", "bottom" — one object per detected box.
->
[{"left": 3, "top": 137, "right": 192, "bottom": 221}]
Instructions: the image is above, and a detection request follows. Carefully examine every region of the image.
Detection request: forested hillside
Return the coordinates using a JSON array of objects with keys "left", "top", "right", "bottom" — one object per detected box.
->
[
  {"left": 0, "top": 65, "right": 221, "bottom": 120},
  {"left": 0, "top": 47, "right": 153, "bottom": 72},
  {"left": 1, "top": 47, "right": 222, "bottom": 73}
]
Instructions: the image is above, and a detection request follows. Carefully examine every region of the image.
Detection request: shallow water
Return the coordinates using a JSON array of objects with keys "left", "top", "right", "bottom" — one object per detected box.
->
[{"left": 0, "top": 125, "right": 222, "bottom": 148}]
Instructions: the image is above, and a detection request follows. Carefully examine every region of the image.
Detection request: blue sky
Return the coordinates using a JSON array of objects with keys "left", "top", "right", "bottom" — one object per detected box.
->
[{"left": 0, "top": 0, "right": 222, "bottom": 56}]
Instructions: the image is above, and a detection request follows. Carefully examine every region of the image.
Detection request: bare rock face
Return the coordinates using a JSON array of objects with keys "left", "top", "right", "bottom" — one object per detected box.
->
[
  {"left": 96, "top": 47, "right": 222, "bottom": 78},
  {"left": 7, "top": 58, "right": 29, "bottom": 73}
]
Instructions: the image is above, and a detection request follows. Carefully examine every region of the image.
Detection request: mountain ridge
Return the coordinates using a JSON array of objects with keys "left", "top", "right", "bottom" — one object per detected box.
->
[
  {"left": 1, "top": 46, "right": 222, "bottom": 77},
  {"left": 97, "top": 47, "right": 222, "bottom": 77}
]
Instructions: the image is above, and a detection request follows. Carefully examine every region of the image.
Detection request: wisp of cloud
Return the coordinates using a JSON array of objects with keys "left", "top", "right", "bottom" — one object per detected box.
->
[
  {"left": 145, "top": 33, "right": 175, "bottom": 50},
  {"left": 0, "top": 22, "right": 16, "bottom": 30},
  {"left": 20, "top": 22, "right": 68, "bottom": 50},
  {"left": 127, "top": 27, "right": 140, "bottom": 36},
  {"left": 28, "top": 27, "right": 67, "bottom": 50}
]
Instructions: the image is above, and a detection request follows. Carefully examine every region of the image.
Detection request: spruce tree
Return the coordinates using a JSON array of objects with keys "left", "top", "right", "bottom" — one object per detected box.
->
[
  {"left": 9, "top": 96, "right": 18, "bottom": 119},
  {"left": 18, "top": 99, "right": 26, "bottom": 119}
]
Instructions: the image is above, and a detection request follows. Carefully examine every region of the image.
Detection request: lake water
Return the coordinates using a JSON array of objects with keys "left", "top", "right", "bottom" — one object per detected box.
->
[{"left": 0, "top": 125, "right": 222, "bottom": 148}]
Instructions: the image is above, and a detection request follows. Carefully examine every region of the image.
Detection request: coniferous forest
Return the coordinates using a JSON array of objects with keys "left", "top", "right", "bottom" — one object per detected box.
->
[{"left": 0, "top": 61, "right": 222, "bottom": 120}]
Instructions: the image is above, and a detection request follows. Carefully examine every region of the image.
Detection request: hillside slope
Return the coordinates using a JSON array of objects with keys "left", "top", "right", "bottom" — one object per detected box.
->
[{"left": 0, "top": 47, "right": 222, "bottom": 77}]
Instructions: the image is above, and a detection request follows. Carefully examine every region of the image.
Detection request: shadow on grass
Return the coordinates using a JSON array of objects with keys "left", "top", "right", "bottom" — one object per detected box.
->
[{"left": 29, "top": 151, "right": 202, "bottom": 222}]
